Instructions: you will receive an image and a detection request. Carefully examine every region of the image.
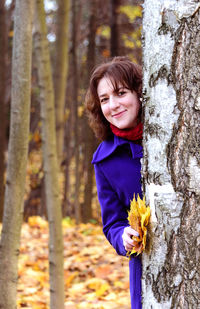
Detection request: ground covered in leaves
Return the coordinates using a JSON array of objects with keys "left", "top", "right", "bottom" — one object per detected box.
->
[{"left": 17, "top": 217, "right": 130, "bottom": 309}]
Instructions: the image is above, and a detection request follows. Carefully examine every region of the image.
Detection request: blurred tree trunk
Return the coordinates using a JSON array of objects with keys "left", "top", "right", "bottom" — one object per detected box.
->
[
  {"left": 0, "top": 1, "right": 7, "bottom": 221},
  {"left": 82, "top": 0, "right": 97, "bottom": 223},
  {"left": 142, "top": 1, "right": 200, "bottom": 308},
  {"left": 62, "top": 108, "right": 73, "bottom": 217},
  {"left": 34, "top": 1, "right": 64, "bottom": 308},
  {"left": 110, "top": 0, "right": 120, "bottom": 57},
  {"left": 0, "top": 1, "right": 34, "bottom": 307},
  {"left": 71, "top": 0, "right": 81, "bottom": 223},
  {"left": 54, "top": 0, "right": 70, "bottom": 166}
]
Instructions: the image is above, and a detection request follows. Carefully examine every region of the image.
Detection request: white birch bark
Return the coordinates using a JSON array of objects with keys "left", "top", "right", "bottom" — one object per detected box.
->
[
  {"left": 0, "top": 1, "right": 34, "bottom": 308},
  {"left": 142, "top": 1, "right": 200, "bottom": 308},
  {"left": 34, "top": 1, "right": 64, "bottom": 308}
]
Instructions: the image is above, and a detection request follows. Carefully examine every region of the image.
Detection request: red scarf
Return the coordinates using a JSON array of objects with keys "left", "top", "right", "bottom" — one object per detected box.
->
[{"left": 110, "top": 122, "right": 143, "bottom": 141}]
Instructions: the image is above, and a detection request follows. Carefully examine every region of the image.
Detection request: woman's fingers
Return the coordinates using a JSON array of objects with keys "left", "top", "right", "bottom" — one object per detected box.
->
[
  {"left": 124, "top": 226, "right": 139, "bottom": 237},
  {"left": 122, "top": 226, "right": 140, "bottom": 251},
  {"left": 126, "top": 244, "right": 134, "bottom": 251}
]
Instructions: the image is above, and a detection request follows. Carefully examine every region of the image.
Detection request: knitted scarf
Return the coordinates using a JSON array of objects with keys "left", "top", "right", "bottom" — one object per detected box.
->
[{"left": 110, "top": 122, "right": 143, "bottom": 141}]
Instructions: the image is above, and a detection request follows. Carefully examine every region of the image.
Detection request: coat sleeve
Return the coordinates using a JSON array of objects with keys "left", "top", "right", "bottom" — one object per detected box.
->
[{"left": 94, "top": 163, "right": 129, "bottom": 256}]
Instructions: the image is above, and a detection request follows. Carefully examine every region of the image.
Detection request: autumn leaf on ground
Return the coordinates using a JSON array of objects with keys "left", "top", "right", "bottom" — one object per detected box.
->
[
  {"left": 28, "top": 216, "right": 48, "bottom": 229},
  {"left": 17, "top": 218, "right": 130, "bottom": 308},
  {"left": 127, "top": 195, "right": 150, "bottom": 255}
]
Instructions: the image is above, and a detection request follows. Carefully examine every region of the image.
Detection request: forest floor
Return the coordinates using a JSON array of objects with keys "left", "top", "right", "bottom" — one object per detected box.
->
[{"left": 17, "top": 217, "right": 131, "bottom": 309}]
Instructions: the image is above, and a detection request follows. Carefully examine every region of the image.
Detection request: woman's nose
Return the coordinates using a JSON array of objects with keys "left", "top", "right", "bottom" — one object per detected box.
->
[{"left": 109, "top": 96, "right": 120, "bottom": 109}]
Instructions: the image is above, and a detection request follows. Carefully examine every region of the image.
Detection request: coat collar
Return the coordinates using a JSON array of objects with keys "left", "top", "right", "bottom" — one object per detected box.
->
[{"left": 92, "top": 134, "right": 143, "bottom": 164}]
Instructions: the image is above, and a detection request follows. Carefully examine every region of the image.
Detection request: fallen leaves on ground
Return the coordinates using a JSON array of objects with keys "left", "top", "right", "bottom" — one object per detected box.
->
[{"left": 17, "top": 217, "right": 130, "bottom": 309}]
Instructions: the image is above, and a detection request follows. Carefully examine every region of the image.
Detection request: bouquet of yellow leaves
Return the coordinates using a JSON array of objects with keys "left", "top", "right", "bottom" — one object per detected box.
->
[{"left": 127, "top": 195, "right": 150, "bottom": 256}]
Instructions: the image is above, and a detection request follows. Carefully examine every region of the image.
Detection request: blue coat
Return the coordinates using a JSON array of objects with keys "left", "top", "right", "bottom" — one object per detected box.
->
[{"left": 92, "top": 134, "right": 142, "bottom": 309}]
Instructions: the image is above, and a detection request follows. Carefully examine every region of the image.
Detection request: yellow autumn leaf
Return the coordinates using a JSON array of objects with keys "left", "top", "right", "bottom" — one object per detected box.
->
[
  {"left": 102, "top": 49, "right": 110, "bottom": 58},
  {"left": 96, "top": 25, "right": 111, "bottom": 39},
  {"left": 86, "top": 278, "right": 106, "bottom": 290},
  {"left": 95, "top": 283, "right": 110, "bottom": 298},
  {"left": 9, "top": 30, "right": 14, "bottom": 37},
  {"left": 65, "top": 271, "right": 79, "bottom": 287},
  {"left": 114, "top": 281, "right": 124, "bottom": 288},
  {"left": 127, "top": 195, "right": 150, "bottom": 255},
  {"left": 28, "top": 216, "right": 48, "bottom": 229},
  {"left": 78, "top": 105, "right": 84, "bottom": 117},
  {"left": 119, "top": 5, "right": 142, "bottom": 22},
  {"left": 62, "top": 216, "right": 75, "bottom": 228}
]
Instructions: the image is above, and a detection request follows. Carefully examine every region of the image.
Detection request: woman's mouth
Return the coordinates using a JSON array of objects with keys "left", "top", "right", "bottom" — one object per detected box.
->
[{"left": 112, "top": 110, "right": 126, "bottom": 118}]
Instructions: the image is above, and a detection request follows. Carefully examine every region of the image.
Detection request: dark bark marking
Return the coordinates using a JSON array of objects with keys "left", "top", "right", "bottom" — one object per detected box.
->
[
  {"left": 145, "top": 122, "right": 165, "bottom": 138},
  {"left": 149, "top": 65, "right": 173, "bottom": 88},
  {"left": 169, "top": 8, "right": 200, "bottom": 194},
  {"left": 158, "top": 9, "right": 180, "bottom": 38}
]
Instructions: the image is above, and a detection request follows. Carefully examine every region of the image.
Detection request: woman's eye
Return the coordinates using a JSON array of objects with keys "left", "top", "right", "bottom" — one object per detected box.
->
[
  {"left": 118, "top": 91, "right": 126, "bottom": 96},
  {"left": 100, "top": 98, "right": 108, "bottom": 104}
]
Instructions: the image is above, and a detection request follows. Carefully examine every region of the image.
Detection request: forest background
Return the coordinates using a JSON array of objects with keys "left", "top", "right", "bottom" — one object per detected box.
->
[
  {"left": 0, "top": 0, "right": 143, "bottom": 224},
  {"left": 0, "top": 0, "right": 143, "bottom": 308},
  {"left": 1, "top": 1, "right": 199, "bottom": 308}
]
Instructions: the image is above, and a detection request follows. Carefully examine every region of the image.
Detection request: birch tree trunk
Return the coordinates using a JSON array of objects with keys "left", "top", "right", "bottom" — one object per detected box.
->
[
  {"left": 54, "top": 0, "right": 70, "bottom": 166},
  {"left": 0, "top": 0, "right": 34, "bottom": 307},
  {"left": 34, "top": 1, "right": 64, "bottom": 308},
  {"left": 142, "top": 1, "right": 200, "bottom": 308}
]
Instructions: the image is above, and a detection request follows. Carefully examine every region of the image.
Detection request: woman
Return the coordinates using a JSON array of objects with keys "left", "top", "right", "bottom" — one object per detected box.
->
[{"left": 85, "top": 56, "right": 143, "bottom": 308}]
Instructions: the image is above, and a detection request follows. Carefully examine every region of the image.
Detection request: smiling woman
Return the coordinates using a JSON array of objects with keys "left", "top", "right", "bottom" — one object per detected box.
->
[
  {"left": 85, "top": 57, "right": 143, "bottom": 309},
  {"left": 97, "top": 77, "right": 140, "bottom": 129},
  {"left": 85, "top": 56, "right": 142, "bottom": 141}
]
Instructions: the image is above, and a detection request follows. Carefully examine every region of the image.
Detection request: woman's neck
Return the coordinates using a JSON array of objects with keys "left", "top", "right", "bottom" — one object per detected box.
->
[{"left": 110, "top": 122, "right": 143, "bottom": 141}]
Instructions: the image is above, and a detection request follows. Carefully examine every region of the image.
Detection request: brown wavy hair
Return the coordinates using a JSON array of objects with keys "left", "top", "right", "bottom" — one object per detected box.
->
[{"left": 85, "top": 56, "right": 142, "bottom": 141}]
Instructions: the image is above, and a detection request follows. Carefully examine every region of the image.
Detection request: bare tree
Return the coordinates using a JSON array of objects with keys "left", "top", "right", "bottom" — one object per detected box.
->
[
  {"left": 82, "top": 0, "right": 97, "bottom": 222},
  {"left": 71, "top": 0, "right": 81, "bottom": 223},
  {"left": 54, "top": 0, "right": 71, "bottom": 166},
  {"left": 0, "top": 0, "right": 7, "bottom": 220},
  {"left": 34, "top": 0, "right": 64, "bottom": 308},
  {"left": 110, "top": 0, "right": 121, "bottom": 56},
  {"left": 0, "top": 0, "right": 34, "bottom": 307},
  {"left": 142, "top": 1, "right": 200, "bottom": 308}
]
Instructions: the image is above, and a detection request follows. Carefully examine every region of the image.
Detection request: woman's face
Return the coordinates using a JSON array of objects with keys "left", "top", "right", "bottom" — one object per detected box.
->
[{"left": 97, "top": 77, "right": 140, "bottom": 129}]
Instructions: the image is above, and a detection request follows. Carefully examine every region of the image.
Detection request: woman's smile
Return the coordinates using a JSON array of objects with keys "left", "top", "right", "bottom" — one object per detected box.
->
[{"left": 112, "top": 110, "right": 127, "bottom": 118}]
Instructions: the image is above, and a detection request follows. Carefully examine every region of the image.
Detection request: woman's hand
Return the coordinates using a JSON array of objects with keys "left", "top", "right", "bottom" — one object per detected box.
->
[{"left": 122, "top": 226, "right": 139, "bottom": 252}]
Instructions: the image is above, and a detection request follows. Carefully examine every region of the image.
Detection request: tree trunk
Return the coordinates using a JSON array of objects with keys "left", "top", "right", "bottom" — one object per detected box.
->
[
  {"left": 142, "top": 1, "right": 200, "bottom": 308},
  {"left": 110, "top": 0, "right": 120, "bottom": 57},
  {"left": 34, "top": 1, "right": 64, "bottom": 308},
  {"left": 71, "top": 0, "right": 81, "bottom": 224},
  {"left": 62, "top": 113, "right": 73, "bottom": 217},
  {"left": 0, "top": 1, "right": 34, "bottom": 308},
  {"left": 82, "top": 0, "right": 97, "bottom": 223},
  {"left": 0, "top": 1, "right": 7, "bottom": 221},
  {"left": 54, "top": 0, "right": 70, "bottom": 166}
]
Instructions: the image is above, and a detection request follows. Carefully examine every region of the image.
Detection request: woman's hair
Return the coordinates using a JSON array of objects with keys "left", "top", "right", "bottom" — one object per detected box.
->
[{"left": 85, "top": 56, "right": 142, "bottom": 141}]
